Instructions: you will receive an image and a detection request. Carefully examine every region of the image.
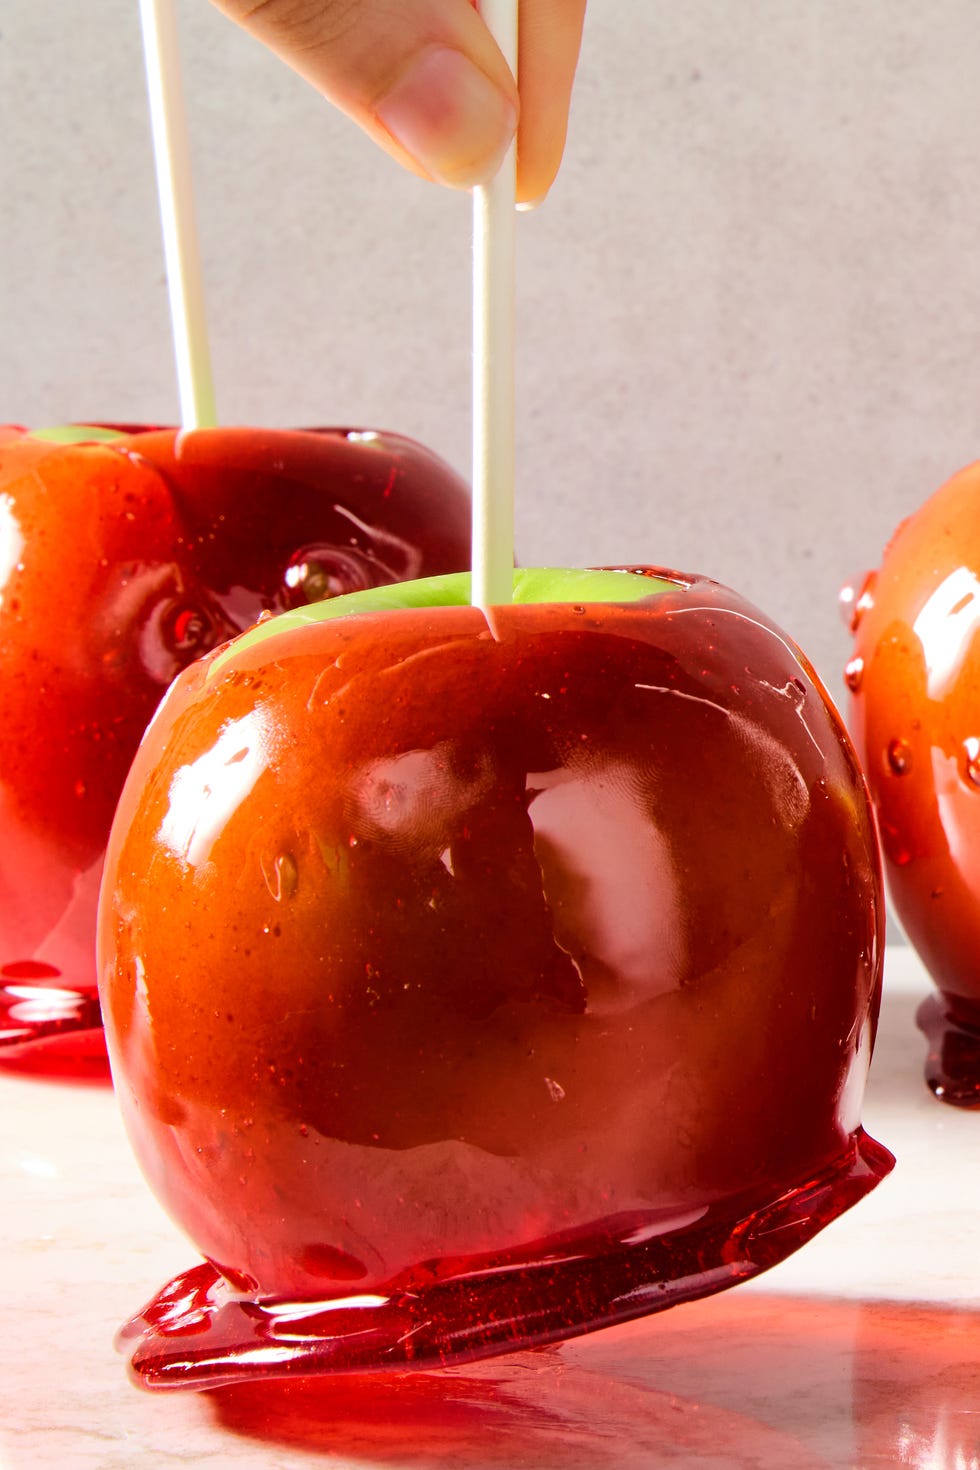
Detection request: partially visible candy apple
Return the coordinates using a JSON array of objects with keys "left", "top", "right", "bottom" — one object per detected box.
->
[
  {"left": 99, "top": 566, "right": 892, "bottom": 1387},
  {"left": 844, "top": 460, "right": 980, "bottom": 1105},
  {"left": 0, "top": 424, "right": 470, "bottom": 1070}
]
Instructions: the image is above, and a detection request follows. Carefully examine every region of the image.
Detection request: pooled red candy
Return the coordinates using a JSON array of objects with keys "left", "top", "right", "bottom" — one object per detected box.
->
[
  {"left": 0, "top": 424, "right": 470, "bottom": 1069},
  {"left": 98, "top": 566, "right": 892, "bottom": 1388},
  {"left": 845, "top": 460, "right": 980, "bottom": 1105}
]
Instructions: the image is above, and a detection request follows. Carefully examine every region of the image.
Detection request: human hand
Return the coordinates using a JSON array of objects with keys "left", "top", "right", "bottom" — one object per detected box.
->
[{"left": 210, "top": 0, "right": 586, "bottom": 205}]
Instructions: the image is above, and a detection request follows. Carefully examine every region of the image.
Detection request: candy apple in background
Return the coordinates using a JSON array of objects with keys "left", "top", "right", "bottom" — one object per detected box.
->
[
  {"left": 845, "top": 460, "right": 980, "bottom": 1105},
  {"left": 0, "top": 424, "right": 470, "bottom": 1071},
  {"left": 99, "top": 566, "right": 893, "bottom": 1388}
]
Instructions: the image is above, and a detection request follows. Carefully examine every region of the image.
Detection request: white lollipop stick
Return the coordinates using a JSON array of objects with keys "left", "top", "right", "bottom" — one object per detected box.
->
[
  {"left": 471, "top": 0, "right": 518, "bottom": 610},
  {"left": 139, "top": 0, "right": 217, "bottom": 429}
]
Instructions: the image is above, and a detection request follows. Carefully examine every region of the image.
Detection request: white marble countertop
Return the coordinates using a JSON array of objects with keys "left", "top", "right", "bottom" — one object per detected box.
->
[{"left": 2, "top": 946, "right": 978, "bottom": 1469}]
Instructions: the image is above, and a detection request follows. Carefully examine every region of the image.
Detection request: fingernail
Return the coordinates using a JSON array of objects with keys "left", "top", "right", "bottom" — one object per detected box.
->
[{"left": 376, "top": 47, "right": 517, "bottom": 189}]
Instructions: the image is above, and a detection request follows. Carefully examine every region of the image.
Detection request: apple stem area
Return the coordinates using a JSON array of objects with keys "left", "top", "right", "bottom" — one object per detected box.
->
[{"left": 471, "top": 0, "right": 518, "bottom": 610}]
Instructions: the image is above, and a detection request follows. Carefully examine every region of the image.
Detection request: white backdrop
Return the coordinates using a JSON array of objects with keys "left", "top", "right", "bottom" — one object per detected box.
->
[{"left": 3, "top": 1, "right": 980, "bottom": 709}]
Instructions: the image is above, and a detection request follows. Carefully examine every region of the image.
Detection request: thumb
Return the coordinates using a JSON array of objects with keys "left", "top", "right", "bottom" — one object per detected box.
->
[{"left": 213, "top": 0, "right": 520, "bottom": 190}]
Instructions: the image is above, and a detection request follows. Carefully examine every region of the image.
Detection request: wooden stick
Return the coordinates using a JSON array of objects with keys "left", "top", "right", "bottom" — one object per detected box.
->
[
  {"left": 471, "top": 0, "right": 518, "bottom": 609},
  {"left": 139, "top": 0, "right": 217, "bottom": 429}
]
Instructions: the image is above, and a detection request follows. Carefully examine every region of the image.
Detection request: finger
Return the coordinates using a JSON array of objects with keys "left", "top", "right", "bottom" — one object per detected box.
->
[
  {"left": 212, "top": 0, "right": 520, "bottom": 190},
  {"left": 516, "top": 0, "right": 587, "bottom": 205}
]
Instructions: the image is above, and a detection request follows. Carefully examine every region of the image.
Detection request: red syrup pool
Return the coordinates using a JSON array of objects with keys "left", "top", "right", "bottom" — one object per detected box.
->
[
  {"left": 120, "top": 1131, "right": 892, "bottom": 1389},
  {"left": 0, "top": 965, "right": 108, "bottom": 1077}
]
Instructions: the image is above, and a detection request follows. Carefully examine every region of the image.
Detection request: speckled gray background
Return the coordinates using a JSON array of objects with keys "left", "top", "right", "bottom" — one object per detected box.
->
[{"left": 3, "top": 0, "right": 979, "bottom": 721}]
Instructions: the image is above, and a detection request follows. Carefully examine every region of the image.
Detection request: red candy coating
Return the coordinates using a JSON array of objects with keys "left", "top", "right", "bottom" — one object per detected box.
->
[
  {"left": 0, "top": 426, "right": 470, "bottom": 1064},
  {"left": 99, "top": 568, "right": 891, "bottom": 1386},
  {"left": 846, "top": 460, "right": 980, "bottom": 1104}
]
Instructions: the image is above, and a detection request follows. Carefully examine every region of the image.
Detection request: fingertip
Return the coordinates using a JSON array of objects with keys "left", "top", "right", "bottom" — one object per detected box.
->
[
  {"left": 513, "top": 0, "right": 587, "bottom": 206},
  {"left": 374, "top": 46, "right": 518, "bottom": 191},
  {"left": 210, "top": 0, "right": 521, "bottom": 191},
  {"left": 515, "top": 135, "right": 563, "bottom": 210}
]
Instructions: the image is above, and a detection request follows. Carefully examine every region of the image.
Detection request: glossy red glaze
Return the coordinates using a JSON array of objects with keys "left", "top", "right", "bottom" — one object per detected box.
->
[
  {"left": 0, "top": 426, "right": 470, "bottom": 1067},
  {"left": 845, "top": 460, "right": 980, "bottom": 1104},
  {"left": 99, "top": 570, "right": 891, "bottom": 1386}
]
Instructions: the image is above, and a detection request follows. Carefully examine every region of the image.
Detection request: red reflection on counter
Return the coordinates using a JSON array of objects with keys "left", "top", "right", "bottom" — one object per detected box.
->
[{"left": 205, "top": 1294, "right": 980, "bottom": 1470}]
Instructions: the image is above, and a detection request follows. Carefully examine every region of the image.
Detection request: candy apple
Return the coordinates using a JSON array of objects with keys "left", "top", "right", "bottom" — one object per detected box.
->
[
  {"left": 0, "top": 424, "right": 470, "bottom": 1070},
  {"left": 99, "top": 566, "right": 893, "bottom": 1388},
  {"left": 844, "top": 460, "right": 980, "bottom": 1104}
]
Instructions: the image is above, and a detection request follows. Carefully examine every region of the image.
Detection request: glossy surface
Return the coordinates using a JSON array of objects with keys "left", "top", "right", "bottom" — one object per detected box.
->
[
  {"left": 0, "top": 425, "right": 470, "bottom": 1067},
  {"left": 120, "top": 1133, "right": 891, "bottom": 1388},
  {"left": 845, "top": 459, "right": 980, "bottom": 1104},
  {"left": 99, "top": 569, "right": 891, "bottom": 1386},
  {"left": 2, "top": 946, "right": 961, "bottom": 1468}
]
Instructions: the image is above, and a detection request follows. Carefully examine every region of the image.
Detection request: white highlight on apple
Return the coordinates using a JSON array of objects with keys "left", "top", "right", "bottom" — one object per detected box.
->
[
  {"left": 158, "top": 711, "right": 273, "bottom": 869},
  {"left": 913, "top": 565, "right": 980, "bottom": 700},
  {"left": 0, "top": 494, "right": 24, "bottom": 610},
  {"left": 527, "top": 759, "right": 686, "bottom": 1008}
]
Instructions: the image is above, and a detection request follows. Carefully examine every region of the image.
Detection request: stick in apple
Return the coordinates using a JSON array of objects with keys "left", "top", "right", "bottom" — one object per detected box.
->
[
  {"left": 139, "top": 0, "right": 217, "bottom": 429},
  {"left": 472, "top": 0, "right": 518, "bottom": 610}
]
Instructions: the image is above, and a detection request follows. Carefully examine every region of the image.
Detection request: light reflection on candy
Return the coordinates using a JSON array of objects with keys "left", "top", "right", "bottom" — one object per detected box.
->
[{"left": 99, "top": 566, "right": 893, "bottom": 1389}]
